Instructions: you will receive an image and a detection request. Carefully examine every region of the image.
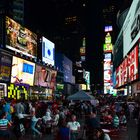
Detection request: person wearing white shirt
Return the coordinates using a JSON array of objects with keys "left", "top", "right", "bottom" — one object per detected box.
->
[{"left": 67, "top": 115, "right": 80, "bottom": 140}]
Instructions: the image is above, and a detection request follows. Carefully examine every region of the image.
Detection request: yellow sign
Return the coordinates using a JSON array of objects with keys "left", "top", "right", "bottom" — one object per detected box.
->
[{"left": 8, "top": 83, "right": 28, "bottom": 100}]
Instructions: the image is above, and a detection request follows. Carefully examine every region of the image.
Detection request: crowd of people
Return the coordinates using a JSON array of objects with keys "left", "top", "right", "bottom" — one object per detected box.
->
[{"left": 0, "top": 95, "right": 140, "bottom": 140}]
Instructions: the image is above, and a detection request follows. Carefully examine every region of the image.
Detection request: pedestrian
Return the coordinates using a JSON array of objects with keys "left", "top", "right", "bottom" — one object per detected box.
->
[
  {"left": 95, "top": 128, "right": 111, "bottom": 140},
  {"left": 112, "top": 112, "right": 119, "bottom": 131},
  {"left": 0, "top": 112, "right": 12, "bottom": 139},
  {"left": 55, "top": 118, "right": 70, "bottom": 140},
  {"left": 67, "top": 114, "right": 80, "bottom": 140}
]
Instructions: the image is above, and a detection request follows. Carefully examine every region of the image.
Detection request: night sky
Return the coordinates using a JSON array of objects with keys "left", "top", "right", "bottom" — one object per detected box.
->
[{"left": 24, "top": 0, "right": 108, "bottom": 86}]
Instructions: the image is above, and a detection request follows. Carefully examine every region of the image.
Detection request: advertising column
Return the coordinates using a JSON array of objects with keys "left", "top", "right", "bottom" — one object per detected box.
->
[{"left": 103, "top": 26, "right": 114, "bottom": 94}]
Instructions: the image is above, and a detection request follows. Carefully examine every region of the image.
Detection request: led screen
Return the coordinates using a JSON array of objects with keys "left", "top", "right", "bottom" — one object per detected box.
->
[
  {"left": 63, "top": 55, "right": 73, "bottom": 83},
  {"left": 104, "top": 26, "right": 113, "bottom": 32},
  {"left": 11, "top": 56, "right": 35, "bottom": 86},
  {"left": 103, "top": 43, "right": 113, "bottom": 53},
  {"left": 5, "top": 16, "right": 37, "bottom": 58},
  {"left": 42, "top": 36, "right": 55, "bottom": 66},
  {"left": 0, "top": 52, "right": 12, "bottom": 82},
  {"left": 105, "top": 33, "right": 111, "bottom": 44},
  {"left": 115, "top": 44, "right": 138, "bottom": 88},
  {"left": 34, "top": 65, "right": 57, "bottom": 89},
  {"left": 123, "top": 0, "right": 140, "bottom": 57}
]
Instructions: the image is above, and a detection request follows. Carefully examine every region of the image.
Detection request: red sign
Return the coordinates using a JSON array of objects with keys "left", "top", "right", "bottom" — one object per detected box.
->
[{"left": 115, "top": 45, "right": 138, "bottom": 88}]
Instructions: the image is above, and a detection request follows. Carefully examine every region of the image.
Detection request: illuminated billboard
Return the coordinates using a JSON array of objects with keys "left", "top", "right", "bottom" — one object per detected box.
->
[
  {"left": 105, "top": 33, "right": 111, "bottom": 44},
  {"left": 5, "top": 16, "right": 37, "bottom": 58},
  {"left": 42, "top": 36, "right": 55, "bottom": 66},
  {"left": 0, "top": 52, "right": 12, "bottom": 82},
  {"left": 11, "top": 56, "right": 35, "bottom": 86},
  {"left": 104, "top": 53, "right": 111, "bottom": 60},
  {"left": 103, "top": 43, "right": 113, "bottom": 53},
  {"left": 8, "top": 83, "right": 29, "bottom": 100},
  {"left": 34, "top": 65, "right": 57, "bottom": 89},
  {"left": 122, "top": 0, "right": 140, "bottom": 57},
  {"left": 115, "top": 44, "right": 138, "bottom": 88},
  {"left": 80, "top": 47, "right": 86, "bottom": 55},
  {"left": 104, "top": 26, "right": 113, "bottom": 32}
]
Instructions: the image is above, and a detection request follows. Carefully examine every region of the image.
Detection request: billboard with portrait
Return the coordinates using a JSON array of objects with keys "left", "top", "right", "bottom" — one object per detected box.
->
[
  {"left": 34, "top": 65, "right": 57, "bottom": 89},
  {"left": 5, "top": 16, "right": 37, "bottom": 58},
  {"left": 0, "top": 52, "right": 12, "bottom": 82},
  {"left": 42, "top": 36, "right": 55, "bottom": 66},
  {"left": 11, "top": 56, "right": 35, "bottom": 86}
]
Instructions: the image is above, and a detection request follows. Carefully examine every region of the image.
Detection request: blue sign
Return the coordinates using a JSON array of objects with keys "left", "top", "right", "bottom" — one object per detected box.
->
[{"left": 22, "top": 63, "right": 34, "bottom": 74}]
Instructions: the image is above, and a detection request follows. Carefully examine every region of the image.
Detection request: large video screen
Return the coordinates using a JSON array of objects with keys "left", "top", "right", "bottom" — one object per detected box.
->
[
  {"left": 123, "top": 0, "right": 140, "bottom": 57},
  {"left": 5, "top": 16, "right": 37, "bottom": 58},
  {"left": 11, "top": 56, "right": 35, "bottom": 86},
  {"left": 115, "top": 44, "right": 138, "bottom": 88},
  {"left": 0, "top": 52, "right": 12, "bottom": 82},
  {"left": 42, "top": 36, "right": 55, "bottom": 66},
  {"left": 34, "top": 65, "right": 57, "bottom": 89}
]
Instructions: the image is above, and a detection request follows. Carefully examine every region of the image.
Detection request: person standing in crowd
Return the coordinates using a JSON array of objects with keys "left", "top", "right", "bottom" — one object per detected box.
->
[
  {"left": 0, "top": 112, "right": 12, "bottom": 139},
  {"left": 2, "top": 98, "right": 12, "bottom": 122},
  {"left": 95, "top": 128, "right": 111, "bottom": 140},
  {"left": 112, "top": 112, "right": 119, "bottom": 131},
  {"left": 128, "top": 103, "right": 135, "bottom": 120},
  {"left": 67, "top": 114, "right": 80, "bottom": 140},
  {"left": 42, "top": 108, "right": 52, "bottom": 134},
  {"left": 119, "top": 111, "right": 127, "bottom": 128},
  {"left": 85, "top": 110, "right": 100, "bottom": 139},
  {"left": 31, "top": 111, "right": 42, "bottom": 137},
  {"left": 56, "top": 119, "right": 70, "bottom": 140}
]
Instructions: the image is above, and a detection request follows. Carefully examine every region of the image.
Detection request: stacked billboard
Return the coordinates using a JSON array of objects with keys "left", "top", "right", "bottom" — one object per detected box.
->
[{"left": 103, "top": 27, "right": 114, "bottom": 94}]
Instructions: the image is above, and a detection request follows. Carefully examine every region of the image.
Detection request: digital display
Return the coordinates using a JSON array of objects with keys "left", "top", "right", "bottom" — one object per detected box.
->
[
  {"left": 22, "top": 63, "right": 34, "bottom": 74},
  {"left": 8, "top": 83, "right": 29, "bottom": 100},
  {"left": 34, "top": 65, "right": 57, "bottom": 89},
  {"left": 115, "top": 44, "right": 138, "bottom": 88},
  {"left": 104, "top": 26, "right": 113, "bottom": 32},
  {"left": 5, "top": 16, "right": 37, "bottom": 58},
  {"left": 11, "top": 56, "right": 35, "bottom": 86},
  {"left": 0, "top": 52, "right": 12, "bottom": 82},
  {"left": 103, "top": 43, "right": 113, "bottom": 53},
  {"left": 123, "top": 0, "right": 140, "bottom": 57},
  {"left": 42, "top": 36, "right": 55, "bottom": 66},
  {"left": 105, "top": 33, "right": 112, "bottom": 44}
]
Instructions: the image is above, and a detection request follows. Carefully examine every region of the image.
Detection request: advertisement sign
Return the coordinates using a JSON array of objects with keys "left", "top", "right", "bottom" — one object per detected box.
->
[
  {"left": 104, "top": 53, "right": 111, "bottom": 60},
  {"left": 104, "top": 60, "right": 112, "bottom": 70},
  {"left": 104, "top": 26, "right": 113, "bottom": 32},
  {"left": 42, "top": 36, "right": 55, "bottom": 66},
  {"left": 63, "top": 56, "right": 73, "bottom": 83},
  {"left": 84, "top": 71, "right": 90, "bottom": 90},
  {"left": 115, "top": 44, "right": 138, "bottom": 88},
  {"left": 55, "top": 52, "right": 63, "bottom": 72},
  {"left": 123, "top": 0, "right": 140, "bottom": 57},
  {"left": 0, "top": 83, "right": 7, "bottom": 99},
  {"left": 80, "top": 47, "right": 86, "bottom": 55},
  {"left": 5, "top": 16, "right": 37, "bottom": 58},
  {"left": 8, "top": 83, "right": 29, "bottom": 100},
  {"left": 11, "top": 56, "right": 35, "bottom": 86},
  {"left": 0, "top": 52, "right": 12, "bottom": 82},
  {"left": 105, "top": 33, "right": 112, "bottom": 44},
  {"left": 34, "top": 65, "right": 57, "bottom": 89},
  {"left": 103, "top": 43, "right": 113, "bottom": 53}
]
